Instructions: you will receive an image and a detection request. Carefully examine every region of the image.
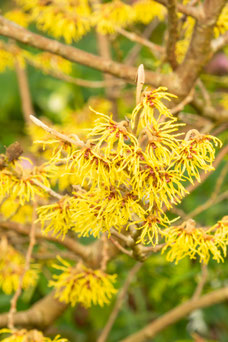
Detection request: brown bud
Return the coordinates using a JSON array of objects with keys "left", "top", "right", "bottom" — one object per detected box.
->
[
  {"left": 6, "top": 141, "right": 23, "bottom": 163},
  {"left": 0, "top": 154, "right": 6, "bottom": 170}
]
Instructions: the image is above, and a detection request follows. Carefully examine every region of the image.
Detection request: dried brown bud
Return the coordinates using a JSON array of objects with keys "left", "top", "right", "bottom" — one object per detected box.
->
[
  {"left": 0, "top": 154, "right": 7, "bottom": 170},
  {"left": 6, "top": 141, "right": 23, "bottom": 163}
]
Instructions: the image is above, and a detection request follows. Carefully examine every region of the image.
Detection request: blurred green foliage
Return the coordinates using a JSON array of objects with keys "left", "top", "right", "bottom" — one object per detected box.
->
[{"left": 0, "top": 0, "right": 228, "bottom": 341}]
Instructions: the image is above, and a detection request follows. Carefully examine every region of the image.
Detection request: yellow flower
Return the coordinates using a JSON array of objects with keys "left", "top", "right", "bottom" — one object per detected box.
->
[
  {"left": 214, "top": 4, "right": 228, "bottom": 37},
  {"left": 0, "top": 198, "right": 33, "bottom": 223},
  {"left": 88, "top": 111, "right": 138, "bottom": 157},
  {"left": 4, "top": 9, "right": 31, "bottom": 27},
  {"left": 37, "top": 196, "right": 76, "bottom": 238},
  {"left": 173, "top": 130, "right": 222, "bottom": 182},
  {"left": 93, "top": 0, "right": 134, "bottom": 34},
  {"left": 132, "top": 209, "right": 171, "bottom": 245},
  {"left": 49, "top": 257, "right": 117, "bottom": 308},
  {"left": 131, "top": 87, "right": 177, "bottom": 132},
  {"left": 27, "top": 52, "right": 72, "bottom": 75},
  {"left": 0, "top": 237, "right": 39, "bottom": 295},
  {"left": 133, "top": 0, "right": 166, "bottom": 24},
  {"left": 0, "top": 329, "right": 67, "bottom": 342},
  {"left": 144, "top": 119, "right": 184, "bottom": 165},
  {"left": 175, "top": 16, "right": 195, "bottom": 63},
  {"left": 162, "top": 219, "right": 228, "bottom": 264},
  {"left": 0, "top": 48, "right": 14, "bottom": 73},
  {"left": 17, "top": 0, "right": 91, "bottom": 43}
]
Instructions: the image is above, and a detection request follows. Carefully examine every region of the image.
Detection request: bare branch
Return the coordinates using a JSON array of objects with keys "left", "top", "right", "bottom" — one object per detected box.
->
[
  {"left": 14, "top": 57, "right": 34, "bottom": 124},
  {"left": 166, "top": 0, "right": 179, "bottom": 69},
  {"left": 0, "top": 16, "right": 165, "bottom": 88},
  {"left": 176, "top": 0, "right": 227, "bottom": 96},
  {"left": 98, "top": 263, "right": 142, "bottom": 342},
  {"left": 186, "top": 145, "right": 228, "bottom": 194},
  {"left": 124, "top": 20, "right": 160, "bottom": 65},
  {"left": 0, "top": 220, "right": 91, "bottom": 262},
  {"left": 117, "top": 27, "right": 163, "bottom": 59},
  {"left": 8, "top": 204, "right": 37, "bottom": 330},
  {"left": 192, "top": 264, "right": 208, "bottom": 300},
  {"left": 155, "top": 0, "right": 203, "bottom": 20},
  {"left": 211, "top": 31, "right": 228, "bottom": 53},
  {"left": 30, "top": 115, "right": 85, "bottom": 147},
  {"left": 120, "top": 287, "right": 228, "bottom": 342},
  {"left": 0, "top": 291, "right": 67, "bottom": 329}
]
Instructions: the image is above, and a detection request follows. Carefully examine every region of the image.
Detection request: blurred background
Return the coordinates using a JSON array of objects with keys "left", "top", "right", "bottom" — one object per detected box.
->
[{"left": 0, "top": 0, "right": 228, "bottom": 341}]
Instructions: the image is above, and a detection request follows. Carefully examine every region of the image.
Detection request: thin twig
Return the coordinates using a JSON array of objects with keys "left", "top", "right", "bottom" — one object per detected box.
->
[
  {"left": 30, "top": 115, "right": 85, "bottom": 147},
  {"left": 117, "top": 27, "right": 163, "bottom": 59},
  {"left": 192, "top": 264, "right": 208, "bottom": 300},
  {"left": 0, "top": 220, "right": 91, "bottom": 262},
  {"left": 184, "top": 190, "right": 228, "bottom": 221},
  {"left": 14, "top": 57, "right": 34, "bottom": 124},
  {"left": 124, "top": 20, "right": 160, "bottom": 65},
  {"left": 110, "top": 237, "right": 133, "bottom": 257},
  {"left": 8, "top": 203, "right": 37, "bottom": 330},
  {"left": 142, "top": 243, "right": 166, "bottom": 254},
  {"left": 155, "top": 0, "right": 203, "bottom": 20},
  {"left": 133, "top": 65, "right": 145, "bottom": 135},
  {"left": 98, "top": 262, "right": 142, "bottom": 342},
  {"left": 135, "top": 64, "right": 145, "bottom": 105},
  {"left": 101, "top": 234, "right": 109, "bottom": 272},
  {"left": 32, "top": 179, "right": 63, "bottom": 200},
  {"left": 110, "top": 228, "right": 133, "bottom": 246},
  {"left": 166, "top": 0, "right": 179, "bottom": 69},
  {"left": 186, "top": 145, "right": 228, "bottom": 194},
  {"left": 120, "top": 286, "right": 228, "bottom": 342},
  {"left": 171, "top": 86, "right": 195, "bottom": 114}
]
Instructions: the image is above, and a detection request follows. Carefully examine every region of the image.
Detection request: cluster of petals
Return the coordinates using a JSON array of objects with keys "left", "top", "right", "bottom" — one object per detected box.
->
[
  {"left": 49, "top": 257, "right": 117, "bottom": 308},
  {"left": 0, "top": 329, "right": 67, "bottom": 342},
  {"left": 162, "top": 217, "right": 228, "bottom": 264}
]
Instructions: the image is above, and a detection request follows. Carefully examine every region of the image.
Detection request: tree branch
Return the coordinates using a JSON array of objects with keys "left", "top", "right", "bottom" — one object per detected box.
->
[
  {"left": 155, "top": 0, "right": 203, "bottom": 20},
  {"left": 211, "top": 31, "right": 228, "bottom": 53},
  {"left": 176, "top": 0, "right": 227, "bottom": 96},
  {"left": 166, "top": 0, "right": 179, "bottom": 69},
  {"left": 98, "top": 262, "right": 142, "bottom": 342},
  {"left": 0, "top": 220, "right": 91, "bottom": 262},
  {"left": 0, "top": 16, "right": 166, "bottom": 88},
  {"left": 14, "top": 57, "right": 34, "bottom": 124},
  {"left": 0, "top": 291, "right": 67, "bottom": 329},
  {"left": 120, "top": 287, "right": 228, "bottom": 342}
]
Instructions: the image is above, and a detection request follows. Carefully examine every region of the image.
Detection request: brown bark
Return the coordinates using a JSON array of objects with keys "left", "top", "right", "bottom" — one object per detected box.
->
[{"left": 120, "top": 287, "right": 228, "bottom": 342}]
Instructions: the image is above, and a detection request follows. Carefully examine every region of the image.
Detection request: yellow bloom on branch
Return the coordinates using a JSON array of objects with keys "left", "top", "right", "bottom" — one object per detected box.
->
[
  {"left": 93, "top": 0, "right": 134, "bottom": 34},
  {"left": 0, "top": 329, "right": 67, "bottom": 342},
  {"left": 162, "top": 219, "right": 228, "bottom": 264},
  {"left": 133, "top": 0, "right": 166, "bottom": 24},
  {"left": 131, "top": 87, "right": 177, "bottom": 131},
  {"left": 49, "top": 258, "right": 117, "bottom": 308},
  {"left": 0, "top": 237, "right": 39, "bottom": 295},
  {"left": 174, "top": 130, "right": 222, "bottom": 182},
  {"left": 37, "top": 196, "right": 76, "bottom": 238}
]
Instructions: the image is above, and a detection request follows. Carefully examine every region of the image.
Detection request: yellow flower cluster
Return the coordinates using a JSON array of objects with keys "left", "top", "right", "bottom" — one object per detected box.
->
[
  {"left": 214, "top": 4, "right": 228, "bottom": 37},
  {"left": 4, "top": 9, "right": 31, "bottom": 28},
  {"left": 0, "top": 157, "right": 53, "bottom": 205},
  {"left": 16, "top": 0, "right": 92, "bottom": 43},
  {"left": 14, "top": 0, "right": 166, "bottom": 42},
  {"left": 0, "top": 329, "right": 67, "bottom": 342},
  {"left": 0, "top": 237, "right": 39, "bottom": 294},
  {"left": 34, "top": 87, "right": 221, "bottom": 247},
  {"left": 0, "top": 48, "right": 14, "bottom": 73},
  {"left": 26, "top": 52, "right": 72, "bottom": 75},
  {"left": 37, "top": 196, "right": 76, "bottom": 238},
  {"left": 176, "top": 4, "right": 228, "bottom": 63},
  {"left": 49, "top": 257, "right": 117, "bottom": 307},
  {"left": 162, "top": 217, "right": 228, "bottom": 264}
]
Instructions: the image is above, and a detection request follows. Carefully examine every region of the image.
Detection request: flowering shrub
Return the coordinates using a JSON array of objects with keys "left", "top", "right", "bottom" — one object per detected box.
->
[{"left": 0, "top": 0, "right": 227, "bottom": 340}]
